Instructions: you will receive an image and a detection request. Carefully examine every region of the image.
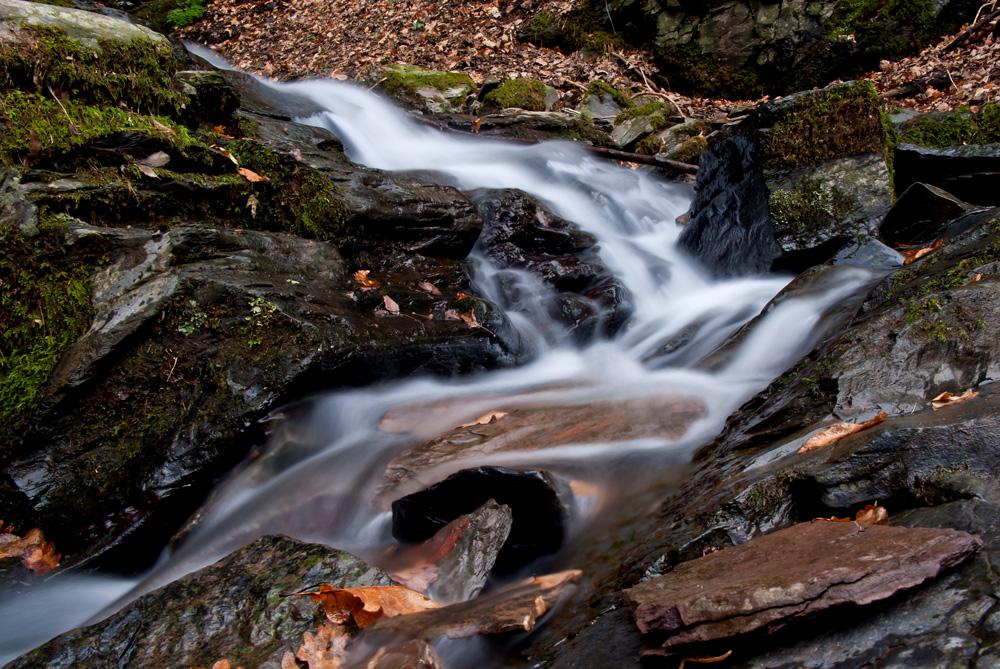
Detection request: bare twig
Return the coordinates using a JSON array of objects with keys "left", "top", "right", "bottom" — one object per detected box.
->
[
  {"left": 945, "top": 7, "right": 1000, "bottom": 51},
  {"left": 45, "top": 83, "right": 78, "bottom": 136},
  {"left": 367, "top": 76, "right": 388, "bottom": 91}
]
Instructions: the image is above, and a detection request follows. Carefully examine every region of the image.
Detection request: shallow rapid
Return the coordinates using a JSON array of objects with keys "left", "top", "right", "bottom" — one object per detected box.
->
[{"left": 0, "top": 64, "right": 879, "bottom": 665}]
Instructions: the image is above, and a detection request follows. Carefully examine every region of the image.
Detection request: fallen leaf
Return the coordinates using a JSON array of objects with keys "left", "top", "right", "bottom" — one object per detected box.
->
[
  {"left": 0, "top": 526, "right": 44, "bottom": 558},
  {"left": 353, "top": 270, "right": 380, "bottom": 290},
  {"left": 212, "top": 145, "right": 240, "bottom": 165},
  {"left": 21, "top": 540, "right": 61, "bottom": 575},
  {"left": 470, "top": 118, "right": 482, "bottom": 133},
  {"left": 964, "top": 273, "right": 983, "bottom": 285},
  {"left": 151, "top": 117, "right": 175, "bottom": 135},
  {"left": 290, "top": 148, "right": 303, "bottom": 161},
  {"left": 679, "top": 650, "right": 733, "bottom": 669},
  {"left": 291, "top": 622, "right": 350, "bottom": 669},
  {"left": 855, "top": 504, "right": 890, "bottom": 525},
  {"left": 459, "top": 311, "right": 479, "bottom": 327},
  {"left": 797, "top": 412, "right": 888, "bottom": 454},
  {"left": 443, "top": 309, "right": 460, "bottom": 321},
  {"left": 239, "top": 167, "right": 270, "bottom": 183},
  {"left": 417, "top": 281, "right": 441, "bottom": 295},
  {"left": 135, "top": 163, "right": 159, "bottom": 178},
  {"left": 456, "top": 292, "right": 472, "bottom": 299},
  {"left": 458, "top": 410, "right": 510, "bottom": 428},
  {"left": 247, "top": 193, "right": 259, "bottom": 219},
  {"left": 932, "top": 388, "right": 978, "bottom": 409},
  {"left": 383, "top": 295, "right": 400, "bottom": 314},
  {"left": 901, "top": 238, "right": 946, "bottom": 264},
  {"left": 138, "top": 150, "right": 170, "bottom": 168},
  {"left": 292, "top": 584, "right": 441, "bottom": 628}
]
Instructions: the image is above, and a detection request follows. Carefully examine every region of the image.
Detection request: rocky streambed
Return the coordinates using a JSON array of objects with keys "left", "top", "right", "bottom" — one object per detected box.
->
[{"left": 5, "top": 1, "right": 1000, "bottom": 667}]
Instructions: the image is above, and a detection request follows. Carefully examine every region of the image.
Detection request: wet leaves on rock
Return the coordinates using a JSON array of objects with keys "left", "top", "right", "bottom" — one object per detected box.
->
[
  {"left": 0, "top": 521, "right": 61, "bottom": 575},
  {"left": 796, "top": 412, "right": 887, "bottom": 454},
  {"left": 932, "top": 388, "right": 979, "bottom": 409},
  {"left": 291, "top": 584, "right": 441, "bottom": 628}
]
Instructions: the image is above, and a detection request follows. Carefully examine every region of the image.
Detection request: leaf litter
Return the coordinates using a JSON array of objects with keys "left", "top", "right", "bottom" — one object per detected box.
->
[{"left": 796, "top": 412, "right": 888, "bottom": 454}]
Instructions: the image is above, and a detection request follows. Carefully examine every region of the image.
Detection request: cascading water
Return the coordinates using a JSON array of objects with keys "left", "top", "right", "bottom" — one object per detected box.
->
[{"left": 0, "top": 58, "right": 882, "bottom": 665}]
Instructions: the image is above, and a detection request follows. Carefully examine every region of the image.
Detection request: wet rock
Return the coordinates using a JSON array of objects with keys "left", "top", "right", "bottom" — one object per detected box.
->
[
  {"left": 9, "top": 535, "right": 393, "bottom": 669},
  {"left": 879, "top": 182, "right": 982, "bottom": 247},
  {"left": 894, "top": 143, "right": 1000, "bottom": 208},
  {"left": 610, "top": 101, "right": 678, "bottom": 151},
  {"left": 679, "top": 81, "right": 893, "bottom": 277},
  {"left": 433, "top": 111, "right": 612, "bottom": 146},
  {"left": 390, "top": 499, "right": 513, "bottom": 604},
  {"left": 833, "top": 235, "right": 905, "bottom": 271},
  {"left": 377, "top": 394, "right": 706, "bottom": 503},
  {"left": 375, "top": 64, "right": 475, "bottom": 115},
  {"left": 391, "top": 467, "right": 570, "bottom": 573},
  {"left": 480, "top": 78, "right": 559, "bottom": 114},
  {"left": 575, "top": 82, "right": 630, "bottom": 119},
  {"left": 474, "top": 189, "right": 633, "bottom": 339},
  {"left": 623, "top": 521, "right": 981, "bottom": 653},
  {"left": 0, "top": 0, "right": 167, "bottom": 47}
]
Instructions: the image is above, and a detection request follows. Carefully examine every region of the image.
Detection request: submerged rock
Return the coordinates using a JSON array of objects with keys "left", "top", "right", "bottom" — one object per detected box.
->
[
  {"left": 10, "top": 535, "right": 393, "bottom": 668},
  {"left": 623, "top": 521, "right": 981, "bottom": 653},
  {"left": 679, "top": 81, "right": 894, "bottom": 277}
]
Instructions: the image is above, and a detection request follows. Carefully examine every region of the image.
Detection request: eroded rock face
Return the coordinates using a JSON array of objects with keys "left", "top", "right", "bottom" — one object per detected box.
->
[
  {"left": 9, "top": 535, "right": 393, "bottom": 669},
  {"left": 678, "top": 81, "right": 893, "bottom": 277}
]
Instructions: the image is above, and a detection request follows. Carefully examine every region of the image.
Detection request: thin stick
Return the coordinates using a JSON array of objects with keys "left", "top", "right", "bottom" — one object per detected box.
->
[
  {"left": 367, "top": 76, "right": 388, "bottom": 91},
  {"left": 945, "top": 7, "right": 1000, "bottom": 51},
  {"left": 45, "top": 84, "right": 78, "bottom": 136}
]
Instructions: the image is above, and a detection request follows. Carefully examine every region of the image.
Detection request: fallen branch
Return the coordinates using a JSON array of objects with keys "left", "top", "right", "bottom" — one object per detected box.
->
[{"left": 945, "top": 7, "right": 1000, "bottom": 51}]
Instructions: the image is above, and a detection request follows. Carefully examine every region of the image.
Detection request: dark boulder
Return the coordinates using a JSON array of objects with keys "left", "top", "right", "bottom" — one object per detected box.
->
[
  {"left": 474, "top": 189, "right": 634, "bottom": 339},
  {"left": 391, "top": 467, "right": 570, "bottom": 573},
  {"left": 894, "top": 143, "right": 1000, "bottom": 208},
  {"left": 878, "top": 182, "right": 983, "bottom": 247},
  {"left": 679, "top": 82, "right": 893, "bottom": 277},
  {"left": 8, "top": 535, "right": 393, "bottom": 669}
]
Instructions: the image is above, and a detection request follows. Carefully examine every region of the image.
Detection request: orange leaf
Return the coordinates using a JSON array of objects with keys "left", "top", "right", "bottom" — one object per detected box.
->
[
  {"left": 22, "top": 540, "right": 61, "bottom": 576},
  {"left": 931, "top": 388, "right": 978, "bottom": 409},
  {"left": 901, "top": 238, "right": 946, "bottom": 265},
  {"left": 383, "top": 295, "right": 400, "bottom": 314},
  {"left": 964, "top": 273, "right": 983, "bottom": 285},
  {"left": 239, "top": 167, "right": 270, "bottom": 183},
  {"left": 459, "top": 311, "right": 479, "bottom": 327},
  {"left": 293, "top": 584, "right": 441, "bottom": 628},
  {"left": 679, "top": 650, "right": 733, "bottom": 669},
  {"left": 287, "top": 622, "right": 350, "bottom": 669},
  {"left": 456, "top": 292, "right": 472, "bottom": 299},
  {"left": 0, "top": 526, "right": 44, "bottom": 559},
  {"left": 855, "top": 504, "right": 890, "bottom": 525},
  {"left": 417, "top": 281, "right": 442, "bottom": 295},
  {"left": 797, "top": 412, "right": 887, "bottom": 454},
  {"left": 212, "top": 145, "right": 239, "bottom": 165},
  {"left": 353, "top": 270, "right": 380, "bottom": 291},
  {"left": 458, "top": 410, "right": 510, "bottom": 428},
  {"left": 470, "top": 118, "right": 482, "bottom": 133}
]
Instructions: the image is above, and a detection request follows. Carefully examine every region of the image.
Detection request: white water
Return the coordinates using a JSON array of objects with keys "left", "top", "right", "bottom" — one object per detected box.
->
[{"left": 0, "top": 62, "right": 880, "bottom": 664}]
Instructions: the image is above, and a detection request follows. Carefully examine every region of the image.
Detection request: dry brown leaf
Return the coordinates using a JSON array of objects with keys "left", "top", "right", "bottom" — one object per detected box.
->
[
  {"left": 151, "top": 117, "right": 175, "bottom": 135},
  {"left": 239, "top": 167, "right": 270, "bottom": 183},
  {"left": 964, "top": 273, "right": 983, "bottom": 285},
  {"left": 416, "top": 281, "right": 441, "bottom": 295},
  {"left": 459, "top": 311, "right": 479, "bottom": 327},
  {"left": 0, "top": 527, "right": 45, "bottom": 559},
  {"left": 138, "top": 151, "right": 171, "bottom": 168},
  {"left": 855, "top": 504, "right": 890, "bottom": 525},
  {"left": 443, "top": 309, "right": 460, "bottom": 321},
  {"left": 458, "top": 410, "right": 511, "bottom": 428},
  {"left": 135, "top": 163, "right": 159, "bottom": 178},
  {"left": 470, "top": 118, "right": 482, "bottom": 133},
  {"left": 292, "top": 584, "right": 441, "bottom": 628},
  {"left": 679, "top": 650, "right": 733, "bottom": 669},
  {"left": 353, "top": 270, "right": 380, "bottom": 291},
  {"left": 901, "top": 238, "right": 947, "bottom": 264},
  {"left": 383, "top": 295, "right": 400, "bottom": 314},
  {"left": 797, "top": 412, "right": 888, "bottom": 454},
  {"left": 291, "top": 623, "right": 350, "bottom": 669},
  {"left": 931, "top": 388, "right": 979, "bottom": 409},
  {"left": 247, "top": 193, "right": 260, "bottom": 219},
  {"left": 21, "top": 540, "right": 61, "bottom": 575},
  {"left": 212, "top": 145, "right": 239, "bottom": 165}
]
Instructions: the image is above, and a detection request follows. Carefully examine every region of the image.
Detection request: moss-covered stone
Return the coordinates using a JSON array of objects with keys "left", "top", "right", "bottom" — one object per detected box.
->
[
  {"left": 769, "top": 176, "right": 858, "bottom": 240},
  {"left": 668, "top": 134, "right": 707, "bottom": 163},
  {"left": 898, "top": 104, "right": 1000, "bottom": 148},
  {"left": 652, "top": 42, "right": 764, "bottom": 100},
  {"left": 614, "top": 100, "right": 672, "bottom": 124},
  {"left": 379, "top": 64, "right": 474, "bottom": 114},
  {"left": 585, "top": 79, "right": 634, "bottom": 110},
  {"left": 483, "top": 78, "right": 551, "bottom": 112},
  {"left": 634, "top": 133, "right": 662, "bottom": 156},
  {"left": 763, "top": 81, "right": 890, "bottom": 172}
]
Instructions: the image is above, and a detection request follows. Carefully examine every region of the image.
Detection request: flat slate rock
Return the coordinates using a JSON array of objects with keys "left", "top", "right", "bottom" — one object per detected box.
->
[{"left": 622, "top": 520, "right": 981, "bottom": 653}]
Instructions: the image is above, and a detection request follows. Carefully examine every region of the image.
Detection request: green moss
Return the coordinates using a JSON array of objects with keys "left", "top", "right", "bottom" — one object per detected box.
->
[
  {"left": 526, "top": 10, "right": 555, "bottom": 32},
  {"left": 769, "top": 176, "right": 858, "bottom": 237},
  {"left": 652, "top": 42, "right": 763, "bottom": 100},
  {"left": 382, "top": 65, "right": 474, "bottom": 95},
  {"left": 898, "top": 104, "right": 1000, "bottom": 148},
  {"left": 483, "top": 78, "right": 549, "bottom": 111},
  {"left": 584, "top": 79, "right": 634, "bottom": 110},
  {"left": 166, "top": 0, "right": 207, "bottom": 28},
  {"left": 0, "top": 228, "right": 95, "bottom": 423},
  {"left": 635, "top": 134, "right": 662, "bottom": 156},
  {"left": 228, "top": 140, "right": 350, "bottom": 240},
  {"left": 669, "top": 135, "right": 706, "bottom": 163},
  {"left": 0, "top": 89, "right": 200, "bottom": 169},
  {"left": 555, "top": 3, "right": 624, "bottom": 55},
  {"left": 615, "top": 100, "right": 671, "bottom": 124},
  {"left": 0, "top": 25, "right": 188, "bottom": 118},
  {"left": 764, "top": 82, "right": 886, "bottom": 171}
]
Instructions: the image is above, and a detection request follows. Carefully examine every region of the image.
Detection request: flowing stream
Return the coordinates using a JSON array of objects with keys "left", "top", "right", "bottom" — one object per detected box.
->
[{"left": 0, "top": 63, "right": 881, "bottom": 665}]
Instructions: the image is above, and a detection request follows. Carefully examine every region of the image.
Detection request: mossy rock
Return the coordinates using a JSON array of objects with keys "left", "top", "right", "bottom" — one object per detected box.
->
[
  {"left": 576, "top": 79, "right": 634, "bottom": 118},
  {"left": 482, "top": 78, "right": 558, "bottom": 113},
  {"left": 668, "top": 134, "right": 707, "bottom": 163},
  {"left": 611, "top": 100, "right": 678, "bottom": 150},
  {"left": 897, "top": 105, "right": 1000, "bottom": 148},
  {"left": 378, "top": 64, "right": 475, "bottom": 114}
]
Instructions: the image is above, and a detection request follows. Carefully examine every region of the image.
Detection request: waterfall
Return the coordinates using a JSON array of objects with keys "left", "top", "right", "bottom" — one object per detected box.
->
[{"left": 0, "top": 67, "right": 880, "bottom": 665}]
